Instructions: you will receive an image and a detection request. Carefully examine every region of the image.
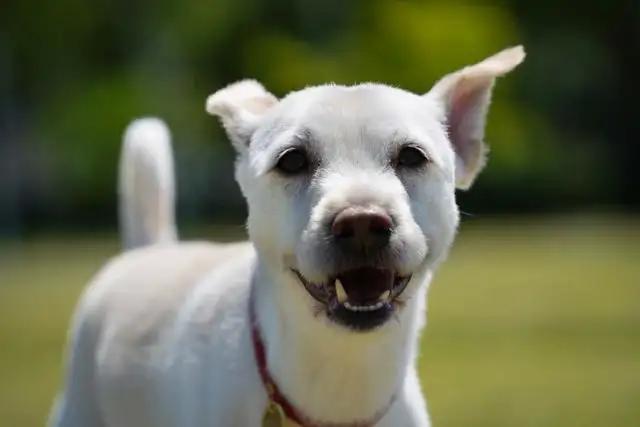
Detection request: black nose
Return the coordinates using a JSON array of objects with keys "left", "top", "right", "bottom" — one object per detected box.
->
[{"left": 331, "top": 207, "right": 393, "bottom": 251}]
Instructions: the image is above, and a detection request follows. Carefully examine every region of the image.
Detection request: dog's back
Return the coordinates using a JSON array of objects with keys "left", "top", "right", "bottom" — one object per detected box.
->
[{"left": 48, "top": 118, "right": 254, "bottom": 427}]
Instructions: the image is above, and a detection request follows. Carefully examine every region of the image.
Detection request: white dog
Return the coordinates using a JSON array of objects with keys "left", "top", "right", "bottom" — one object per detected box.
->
[{"left": 48, "top": 46, "right": 525, "bottom": 427}]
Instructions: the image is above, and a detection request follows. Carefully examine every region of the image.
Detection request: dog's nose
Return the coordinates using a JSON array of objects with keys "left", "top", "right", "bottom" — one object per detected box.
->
[{"left": 332, "top": 207, "right": 393, "bottom": 251}]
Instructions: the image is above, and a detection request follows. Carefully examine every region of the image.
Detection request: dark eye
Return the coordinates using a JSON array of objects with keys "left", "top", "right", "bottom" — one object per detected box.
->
[
  {"left": 275, "top": 148, "right": 310, "bottom": 175},
  {"left": 397, "top": 145, "right": 429, "bottom": 169}
]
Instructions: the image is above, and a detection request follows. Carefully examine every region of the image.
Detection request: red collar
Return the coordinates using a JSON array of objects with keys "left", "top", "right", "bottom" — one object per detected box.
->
[{"left": 249, "top": 289, "right": 396, "bottom": 427}]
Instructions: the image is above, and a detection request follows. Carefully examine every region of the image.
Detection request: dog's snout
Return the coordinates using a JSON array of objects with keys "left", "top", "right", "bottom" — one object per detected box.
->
[{"left": 331, "top": 207, "right": 393, "bottom": 251}]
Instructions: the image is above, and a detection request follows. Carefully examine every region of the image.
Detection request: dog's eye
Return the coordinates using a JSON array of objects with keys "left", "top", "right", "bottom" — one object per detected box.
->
[
  {"left": 275, "top": 148, "right": 310, "bottom": 175},
  {"left": 396, "top": 146, "right": 429, "bottom": 169}
]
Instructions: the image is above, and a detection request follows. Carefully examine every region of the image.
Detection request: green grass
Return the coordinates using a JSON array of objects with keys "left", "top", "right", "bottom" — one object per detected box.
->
[{"left": 1, "top": 215, "right": 639, "bottom": 427}]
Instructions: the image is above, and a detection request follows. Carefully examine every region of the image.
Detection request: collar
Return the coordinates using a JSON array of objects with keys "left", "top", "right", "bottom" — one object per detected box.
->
[{"left": 249, "top": 288, "right": 396, "bottom": 427}]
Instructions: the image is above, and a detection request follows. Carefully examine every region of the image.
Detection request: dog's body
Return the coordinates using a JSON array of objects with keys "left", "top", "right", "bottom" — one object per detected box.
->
[{"left": 49, "top": 47, "right": 524, "bottom": 427}]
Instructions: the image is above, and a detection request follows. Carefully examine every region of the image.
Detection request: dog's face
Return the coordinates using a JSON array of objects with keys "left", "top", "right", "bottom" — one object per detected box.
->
[{"left": 207, "top": 47, "right": 525, "bottom": 332}]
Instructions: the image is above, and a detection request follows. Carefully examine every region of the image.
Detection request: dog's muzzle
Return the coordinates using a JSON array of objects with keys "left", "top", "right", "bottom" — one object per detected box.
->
[{"left": 293, "top": 206, "right": 413, "bottom": 331}]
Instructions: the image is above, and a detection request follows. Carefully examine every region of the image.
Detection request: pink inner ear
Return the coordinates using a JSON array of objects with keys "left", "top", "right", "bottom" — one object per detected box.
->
[{"left": 447, "top": 78, "right": 489, "bottom": 157}]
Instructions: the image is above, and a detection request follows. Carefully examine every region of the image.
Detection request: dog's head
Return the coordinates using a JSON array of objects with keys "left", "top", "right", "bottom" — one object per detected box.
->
[{"left": 207, "top": 47, "right": 525, "bottom": 332}]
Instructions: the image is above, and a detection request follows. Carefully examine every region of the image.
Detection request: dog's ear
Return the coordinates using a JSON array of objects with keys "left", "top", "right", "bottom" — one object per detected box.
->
[
  {"left": 206, "top": 79, "right": 279, "bottom": 150},
  {"left": 425, "top": 46, "right": 525, "bottom": 190}
]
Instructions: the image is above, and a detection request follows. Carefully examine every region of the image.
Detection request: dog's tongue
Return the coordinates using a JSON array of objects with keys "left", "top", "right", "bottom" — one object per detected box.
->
[{"left": 337, "top": 267, "right": 393, "bottom": 304}]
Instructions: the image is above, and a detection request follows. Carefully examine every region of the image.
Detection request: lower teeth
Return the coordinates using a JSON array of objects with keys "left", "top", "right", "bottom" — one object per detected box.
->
[{"left": 343, "top": 301, "right": 385, "bottom": 312}]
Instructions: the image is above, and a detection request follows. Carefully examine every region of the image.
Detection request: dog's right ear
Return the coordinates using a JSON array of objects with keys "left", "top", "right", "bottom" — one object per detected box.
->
[{"left": 206, "top": 80, "right": 279, "bottom": 150}]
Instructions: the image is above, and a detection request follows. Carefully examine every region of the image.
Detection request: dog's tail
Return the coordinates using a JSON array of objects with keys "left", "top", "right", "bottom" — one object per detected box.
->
[{"left": 118, "top": 117, "right": 178, "bottom": 250}]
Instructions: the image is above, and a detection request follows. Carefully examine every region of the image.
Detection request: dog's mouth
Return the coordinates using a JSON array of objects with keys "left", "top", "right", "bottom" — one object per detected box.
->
[{"left": 292, "top": 267, "right": 412, "bottom": 330}]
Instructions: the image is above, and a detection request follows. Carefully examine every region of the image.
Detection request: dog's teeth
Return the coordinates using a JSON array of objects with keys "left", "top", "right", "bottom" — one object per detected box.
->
[
  {"left": 335, "top": 280, "right": 348, "bottom": 304},
  {"left": 379, "top": 290, "right": 391, "bottom": 302},
  {"left": 343, "top": 301, "right": 385, "bottom": 312}
]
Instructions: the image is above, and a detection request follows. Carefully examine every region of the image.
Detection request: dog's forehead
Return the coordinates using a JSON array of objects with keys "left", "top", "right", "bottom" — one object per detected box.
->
[
  {"left": 281, "top": 84, "right": 437, "bottom": 134},
  {"left": 256, "top": 84, "right": 449, "bottom": 161}
]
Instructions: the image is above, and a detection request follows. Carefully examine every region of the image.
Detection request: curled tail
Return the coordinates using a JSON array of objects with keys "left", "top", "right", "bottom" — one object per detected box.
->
[{"left": 118, "top": 117, "right": 178, "bottom": 250}]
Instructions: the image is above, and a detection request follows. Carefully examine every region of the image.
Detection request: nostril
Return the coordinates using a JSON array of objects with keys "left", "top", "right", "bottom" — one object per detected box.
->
[
  {"left": 368, "top": 214, "right": 393, "bottom": 236},
  {"left": 333, "top": 222, "right": 354, "bottom": 239},
  {"left": 331, "top": 214, "right": 354, "bottom": 239}
]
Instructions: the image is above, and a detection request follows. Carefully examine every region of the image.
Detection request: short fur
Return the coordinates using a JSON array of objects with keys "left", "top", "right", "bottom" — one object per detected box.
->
[{"left": 49, "top": 46, "right": 525, "bottom": 427}]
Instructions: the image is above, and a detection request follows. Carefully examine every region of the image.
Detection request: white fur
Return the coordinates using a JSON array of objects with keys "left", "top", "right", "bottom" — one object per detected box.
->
[
  {"left": 49, "top": 47, "right": 525, "bottom": 427},
  {"left": 118, "top": 117, "right": 178, "bottom": 249}
]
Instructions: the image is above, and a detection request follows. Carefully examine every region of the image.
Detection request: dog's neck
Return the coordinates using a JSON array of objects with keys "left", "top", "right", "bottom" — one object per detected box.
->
[{"left": 252, "top": 257, "right": 431, "bottom": 424}]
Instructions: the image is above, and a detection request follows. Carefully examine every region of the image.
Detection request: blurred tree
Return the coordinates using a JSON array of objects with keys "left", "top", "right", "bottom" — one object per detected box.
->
[{"left": 0, "top": 0, "right": 635, "bottom": 233}]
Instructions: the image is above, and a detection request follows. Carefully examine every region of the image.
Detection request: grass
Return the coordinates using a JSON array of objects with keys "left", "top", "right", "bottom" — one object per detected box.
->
[{"left": 1, "top": 215, "right": 639, "bottom": 426}]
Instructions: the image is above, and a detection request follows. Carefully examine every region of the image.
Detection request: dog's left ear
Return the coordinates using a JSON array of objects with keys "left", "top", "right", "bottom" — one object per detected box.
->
[
  {"left": 425, "top": 46, "right": 526, "bottom": 190},
  {"left": 206, "top": 79, "right": 279, "bottom": 151}
]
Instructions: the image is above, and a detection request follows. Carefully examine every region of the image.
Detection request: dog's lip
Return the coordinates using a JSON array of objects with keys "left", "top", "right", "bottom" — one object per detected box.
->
[
  {"left": 291, "top": 268, "right": 412, "bottom": 307},
  {"left": 292, "top": 269, "right": 331, "bottom": 304}
]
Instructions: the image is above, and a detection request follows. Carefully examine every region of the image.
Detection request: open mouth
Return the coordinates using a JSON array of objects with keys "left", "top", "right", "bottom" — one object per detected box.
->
[{"left": 292, "top": 267, "right": 412, "bottom": 330}]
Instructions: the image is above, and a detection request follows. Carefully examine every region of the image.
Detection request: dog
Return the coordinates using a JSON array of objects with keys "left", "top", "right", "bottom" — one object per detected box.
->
[{"left": 48, "top": 46, "right": 525, "bottom": 427}]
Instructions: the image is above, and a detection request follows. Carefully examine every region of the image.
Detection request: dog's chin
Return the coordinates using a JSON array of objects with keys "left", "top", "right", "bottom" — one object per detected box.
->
[{"left": 292, "top": 267, "right": 412, "bottom": 332}]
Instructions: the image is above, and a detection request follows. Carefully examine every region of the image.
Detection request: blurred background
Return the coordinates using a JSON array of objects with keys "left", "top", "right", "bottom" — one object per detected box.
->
[{"left": 0, "top": 0, "right": 638, "bottom": 426}]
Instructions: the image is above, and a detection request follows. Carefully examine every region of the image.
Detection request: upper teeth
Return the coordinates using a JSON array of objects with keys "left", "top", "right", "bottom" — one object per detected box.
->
[{"left": 335, "top": 279, "right": 348, "bottom": 303}]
